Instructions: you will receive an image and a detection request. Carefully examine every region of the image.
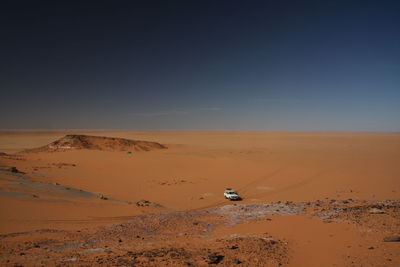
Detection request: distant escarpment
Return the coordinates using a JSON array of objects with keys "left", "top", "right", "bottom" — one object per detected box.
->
[{"left": 23, "top": 135, "right": 167, "bottom": 153}]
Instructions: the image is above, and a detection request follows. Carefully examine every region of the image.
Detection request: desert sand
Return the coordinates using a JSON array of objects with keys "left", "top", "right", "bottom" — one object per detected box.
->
[{"left": 0, "top": 130, "right": 399, "bottom": 266}]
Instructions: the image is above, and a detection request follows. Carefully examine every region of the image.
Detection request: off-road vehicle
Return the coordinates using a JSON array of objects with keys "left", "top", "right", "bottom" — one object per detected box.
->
[{"left": 224, "top": 188, "right": 241, "bottom": 201}]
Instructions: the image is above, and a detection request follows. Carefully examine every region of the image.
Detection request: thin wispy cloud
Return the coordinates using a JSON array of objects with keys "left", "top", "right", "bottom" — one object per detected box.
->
[
  {"left": 198, "top": 107, "right": 222, "bottom": 111},
  {"left": 131, "top": 107, "right": 222, "bottom": 117},
  {"left": 254, "top": 98, "right": 307, "bottom": 104}
]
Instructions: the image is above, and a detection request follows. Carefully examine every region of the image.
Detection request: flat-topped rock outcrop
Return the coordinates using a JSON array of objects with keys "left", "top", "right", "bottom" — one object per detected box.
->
[{"left": 23, "top": 134, "right": 167, "bottom": 153}]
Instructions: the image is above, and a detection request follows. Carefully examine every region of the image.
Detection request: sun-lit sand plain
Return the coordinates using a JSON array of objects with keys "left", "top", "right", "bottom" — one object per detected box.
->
[{"left": 0, "top": 130, "right": 399, "bottom": 266}]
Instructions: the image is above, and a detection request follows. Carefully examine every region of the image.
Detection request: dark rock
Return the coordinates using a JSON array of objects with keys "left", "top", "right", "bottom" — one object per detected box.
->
[
  {"left": 383, "top": 236, "right": 400, "bottom": 242},
  {"left": 235, "top": 259, "right": 242, "bottom": 264},
  {"left": 229, "top": 245, "right": 238, "bottom": 250},
  {"left": 99, "top": 194, "right": 108, "bottom": 200},
  {"left": 0, "top": 166, "right": 22, "bottom": 173},
  {"left": 208, "top": 253, "right": 224, "bottom": 264},
  {"left": 136, "top": 200, "right": 151, "bottom": 206}
]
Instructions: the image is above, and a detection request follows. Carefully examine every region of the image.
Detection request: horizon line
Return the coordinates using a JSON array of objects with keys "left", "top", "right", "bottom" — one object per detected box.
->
[{"left": 0, "top": 129, "right": 399, "bottom": 134}]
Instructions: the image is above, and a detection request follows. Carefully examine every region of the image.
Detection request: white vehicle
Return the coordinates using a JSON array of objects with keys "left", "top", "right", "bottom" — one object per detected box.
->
[{"left": 224, "top": 188, "right": 241, "bottom": 201}]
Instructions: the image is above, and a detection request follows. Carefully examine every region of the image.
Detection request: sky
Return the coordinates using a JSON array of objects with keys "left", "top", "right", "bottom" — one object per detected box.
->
[{"left": 1, "top": 0, "right": 399, "bottom": 131}]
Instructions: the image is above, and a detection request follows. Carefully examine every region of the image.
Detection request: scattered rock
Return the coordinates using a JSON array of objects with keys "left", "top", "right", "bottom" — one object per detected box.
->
[
  {"left": 135, "top": 199, "right": 162, "bottom": 208},
  {"left": 270, "top": 240, "right": 278, "bottom": 245},
  {"left": 0, "top": 166, "right": 22, "bottom": 173},
  {"left": 99, "top": 194, "right": 108, "bottom": 200},
  {"left": 383, "top": 236, "right": 400, "bottom": 242},
  {"left": 207, "top": 253, "right": 224, "bottom": 264},
  {"left": 53, "top": 163, "right": 76, "bottom": 168},
  {"left": 369, "top": 208, "right": 385, "bottom": 214},
  {"left": 136, "top": 200, "right": 151, "bottom": 207}
]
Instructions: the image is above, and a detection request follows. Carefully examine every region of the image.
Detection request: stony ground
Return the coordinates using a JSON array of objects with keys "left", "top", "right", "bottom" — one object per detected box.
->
[{"left": 0, "top": 199, "right": 399, "bottom": 266}]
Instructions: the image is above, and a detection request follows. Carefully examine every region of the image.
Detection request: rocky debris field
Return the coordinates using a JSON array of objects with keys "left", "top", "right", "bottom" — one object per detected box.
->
[
  {"left": 0, "top": 199, "right": 399, "bottom": 266},
  {"left": 311, "top": 199, "right": 400, "bottom": 233}
]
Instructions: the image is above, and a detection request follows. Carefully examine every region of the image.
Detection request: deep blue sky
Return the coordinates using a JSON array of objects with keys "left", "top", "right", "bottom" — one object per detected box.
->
[{"left": 1, "top": 0, "right": 399, "bottom": 130}]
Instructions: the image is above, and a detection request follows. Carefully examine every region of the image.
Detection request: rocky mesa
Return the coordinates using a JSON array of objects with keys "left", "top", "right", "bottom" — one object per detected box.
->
[{"left": 23, "top": 134, "right": 167, "bottom": 153}]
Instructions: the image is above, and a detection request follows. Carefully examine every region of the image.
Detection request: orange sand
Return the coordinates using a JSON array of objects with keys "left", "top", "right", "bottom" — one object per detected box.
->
[{"left": 0, "top": 130, "right": 399, "bottom": 266}]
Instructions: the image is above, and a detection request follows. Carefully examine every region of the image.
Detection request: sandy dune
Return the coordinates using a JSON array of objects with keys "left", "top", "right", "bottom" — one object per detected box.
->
[{"left": 0, "top": 130, "right": 399, "bottom": 266}]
